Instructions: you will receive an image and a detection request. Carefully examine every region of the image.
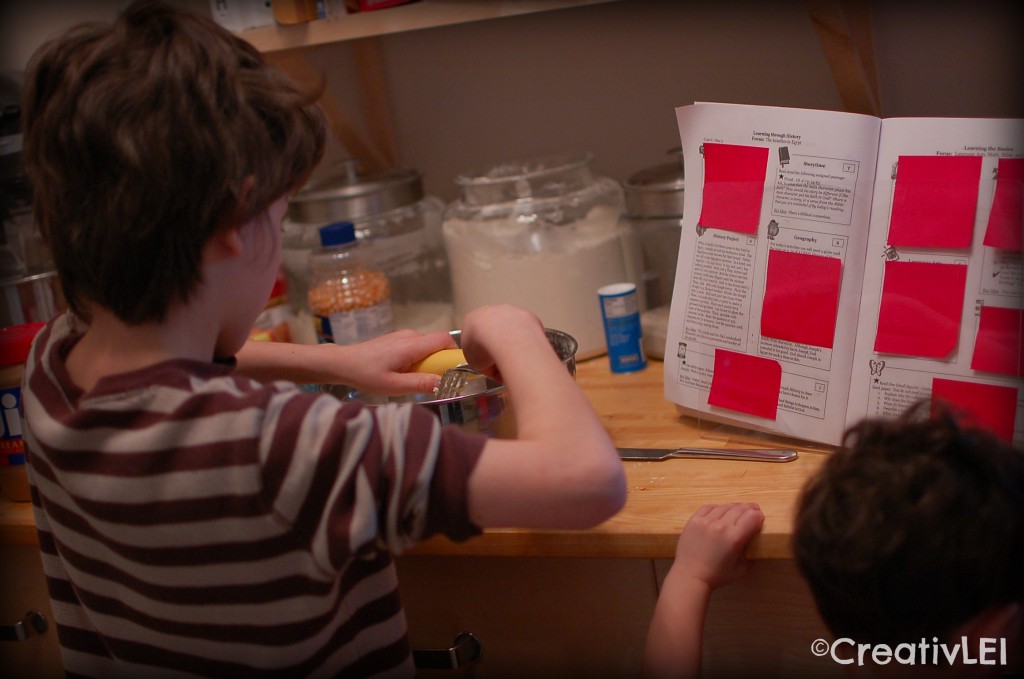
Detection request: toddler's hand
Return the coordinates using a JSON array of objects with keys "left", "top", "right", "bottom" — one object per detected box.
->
[{"left": 672, "top": 502, "right": 764, "bottom": 590}]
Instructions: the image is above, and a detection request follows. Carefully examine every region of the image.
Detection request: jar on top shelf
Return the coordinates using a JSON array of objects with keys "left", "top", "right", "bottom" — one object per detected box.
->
[
  {"left": 442, "top": 153, "right": 640, "bottom": 359},
  {"left": 283, "top": 161, "right": 451, "bottom": 344}
]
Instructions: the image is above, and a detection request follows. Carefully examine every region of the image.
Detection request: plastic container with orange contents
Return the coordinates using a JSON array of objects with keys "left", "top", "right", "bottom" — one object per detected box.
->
[{"left": 307, "top": 221, "right": 394, "bottom": 345}]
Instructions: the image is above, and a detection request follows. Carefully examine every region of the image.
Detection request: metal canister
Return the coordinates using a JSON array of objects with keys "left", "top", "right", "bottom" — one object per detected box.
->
[
  {"left": 283, "top": 161, "right": 451, "bottom": 342},
  {"left": 622, "top": 152, "right": 685, "bottom": 359}
]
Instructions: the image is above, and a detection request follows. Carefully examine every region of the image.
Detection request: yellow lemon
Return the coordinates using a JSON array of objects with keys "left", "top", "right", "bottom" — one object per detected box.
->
[{"left": 411, "top": 348, "right": 467, "bottom": 375}]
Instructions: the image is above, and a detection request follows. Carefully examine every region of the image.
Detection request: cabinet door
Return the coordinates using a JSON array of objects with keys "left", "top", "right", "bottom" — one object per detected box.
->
[
  {"left": 396, "top": 556, "right": 658, "bottom": 678},
  {"left": 0, "top": 543, "right": 63, "bottom": 678},
  {"left": 655, "top": 558, "right": 842, "bottom": 678}
]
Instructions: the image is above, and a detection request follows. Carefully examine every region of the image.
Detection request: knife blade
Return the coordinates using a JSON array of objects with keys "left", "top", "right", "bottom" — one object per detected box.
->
[{"left": 617, "top": 446, "right": 797, "bottom": 463}]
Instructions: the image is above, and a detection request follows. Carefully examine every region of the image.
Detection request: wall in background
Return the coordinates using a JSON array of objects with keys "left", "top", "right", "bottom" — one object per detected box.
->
[
  {"left": 298, "top": 0, "right": 1023, "bottom": 200},
  {"left": 5, "top": 0, "right": 1021, "bottom": 201}
]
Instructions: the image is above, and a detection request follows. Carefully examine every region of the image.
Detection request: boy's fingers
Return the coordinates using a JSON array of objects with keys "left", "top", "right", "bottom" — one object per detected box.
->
[
  {"left": 411, "top": 373, "right": 442, "bottom": 395},
  {"left": 378, "top": 373, "right": 441, "bottom": 396}
]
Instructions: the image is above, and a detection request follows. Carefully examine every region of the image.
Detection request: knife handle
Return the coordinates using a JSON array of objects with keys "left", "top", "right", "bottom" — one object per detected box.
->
[{"left": 670, "top": 448, "right": 798, "bottom": 462}]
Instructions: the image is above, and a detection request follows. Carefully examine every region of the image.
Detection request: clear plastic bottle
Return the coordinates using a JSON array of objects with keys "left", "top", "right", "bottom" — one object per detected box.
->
[{"left": 307, "top": 221, "right": 394, "bottom": 345}]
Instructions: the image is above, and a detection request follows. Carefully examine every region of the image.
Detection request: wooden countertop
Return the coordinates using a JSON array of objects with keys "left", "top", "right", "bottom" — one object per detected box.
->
[
  {"left": 405, "top": 357, "right": 831, "bottom": 560},
  {"left": 0, "top": 358, "right": 831, "bottom": 559}
]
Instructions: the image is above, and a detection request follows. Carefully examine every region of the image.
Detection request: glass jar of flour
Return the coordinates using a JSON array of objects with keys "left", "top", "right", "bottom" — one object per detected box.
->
[
  {"left": 282, "top": 161, "right": 451, "bottom": 344},
  {"left": 443, "top": 153, "right": 639, "bottom": 359}
]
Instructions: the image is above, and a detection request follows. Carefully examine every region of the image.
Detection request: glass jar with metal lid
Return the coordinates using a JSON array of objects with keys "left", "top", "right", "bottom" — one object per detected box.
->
[
  {"left": 622, "top": 151, "right": 685, "bottom": 359},
  {"left": 442, "top": 153, "right": 639, "bottom": 359},
  {"left": 282, "top": 161, "right": 451, "bottom": 343}
]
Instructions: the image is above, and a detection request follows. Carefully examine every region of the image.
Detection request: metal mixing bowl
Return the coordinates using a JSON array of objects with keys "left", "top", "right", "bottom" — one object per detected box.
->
[{"left": 323, "top": 328, "right": 577, "bottom": 438}]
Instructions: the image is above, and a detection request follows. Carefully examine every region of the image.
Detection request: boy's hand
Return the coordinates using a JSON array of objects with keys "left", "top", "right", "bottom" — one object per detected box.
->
[
  {"left": 671, "top": 502, "right": 764, "bottom": 590},
  {"left": 458, "top": 304, "right": 548, "bottom": 383},
  {"left": 326, "top": 329, "right": 457, "bottom": 396}
]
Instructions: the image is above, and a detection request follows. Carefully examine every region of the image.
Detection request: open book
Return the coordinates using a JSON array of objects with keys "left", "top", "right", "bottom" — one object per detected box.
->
[{"left": 663, "top": 103, "right": 1022, "bottom": 446}]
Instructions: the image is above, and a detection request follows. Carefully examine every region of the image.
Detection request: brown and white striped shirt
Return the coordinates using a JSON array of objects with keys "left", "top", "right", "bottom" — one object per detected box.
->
[{"left": 23, "top": 314, "right": 486, "bottom": 678}]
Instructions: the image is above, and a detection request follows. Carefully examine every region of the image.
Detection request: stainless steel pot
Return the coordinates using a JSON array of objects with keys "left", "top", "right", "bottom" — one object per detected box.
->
[{"left": 323, "top": 328, "right": 577, "bottom": 438}]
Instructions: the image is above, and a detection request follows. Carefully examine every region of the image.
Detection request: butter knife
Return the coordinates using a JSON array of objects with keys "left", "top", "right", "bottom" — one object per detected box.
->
[{"left": 617, "top": 447, "right": 797, "bottom": 463}]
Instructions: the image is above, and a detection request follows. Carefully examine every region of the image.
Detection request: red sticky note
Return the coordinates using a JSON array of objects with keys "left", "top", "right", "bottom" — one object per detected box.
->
[
  {"left": 874, "top": 260, "right": 968, "bottom": 358},
  {"left": 698, "top": 143, "right": 770, "bottom": 234},
  {"left": 971, "top": 305, "right": 1023, "bottom": 378},
  {"left": 708, "top": 348, "right": 781, "bottom": 420},
  {"left": 761, "top": 249, "right": 842, "bottom": 349},
  {"left": 931, "top": 378, "right": 1018, "bottom": 443},
  {"left": 887, "top": 155, "right": 982, "bottom": 249},
  {"left": 983, "top": 157, "right": 1023, "bottom": 252}
]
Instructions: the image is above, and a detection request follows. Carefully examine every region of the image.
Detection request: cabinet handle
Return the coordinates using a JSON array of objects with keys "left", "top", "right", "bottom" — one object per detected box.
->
[
  {"left": 1, "top": 610, "right": 48, "bottom": 642},
  {"left": 412, "top": 631, "right": 482, "bottom": 670}
]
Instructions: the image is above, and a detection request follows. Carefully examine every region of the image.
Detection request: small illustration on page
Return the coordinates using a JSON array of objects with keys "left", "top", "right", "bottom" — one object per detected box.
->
[
  {"left": 766, "top": 219, "right": 780, "bottom": 240},
  {"left": 869, "top": 359, "right": 886, "bottom": 379}
]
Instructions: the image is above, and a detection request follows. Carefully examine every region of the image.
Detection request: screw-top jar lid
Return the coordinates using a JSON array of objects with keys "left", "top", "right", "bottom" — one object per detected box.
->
[
  {"left": 289, "top": 160, "right": 425, "bottom": 224},
  {"left": 318, "top": 221, "right": 357, "bottom": 247},
  {"left": 624, "top": 153, "right": 685, "bottom": 218},
  {"left": 454, "top": 153, "right": 595, "bottom": 207},
  {"left": 0, "top": 321, "right": 46, "bottom": 368}
]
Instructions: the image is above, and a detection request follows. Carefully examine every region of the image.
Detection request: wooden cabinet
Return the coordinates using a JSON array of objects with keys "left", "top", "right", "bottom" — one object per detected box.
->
[
  {"left": 0, "top": 543, "right": 63, "bottom": 678},
  {"left": 398, "top": 556, "right": 657, "bottom": 678},
  {"left": 398, "top": 555, "right": 840, "bottom": 678}
]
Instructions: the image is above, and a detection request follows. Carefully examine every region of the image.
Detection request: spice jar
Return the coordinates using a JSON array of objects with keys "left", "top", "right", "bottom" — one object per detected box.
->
[
  {"left": 443, "top": 153, "right": 639, "bottom": 359},
  {"left": 1, "top": 321, "right": 45, "bottom": 502},
  {"left": 307, "top": 221, "right": 394, "bottom": 345},
  {"left": 622, "top": 152, "right": 685, "bottom": 359},
  {"left": 283, "top": 161, "right": 451, "bottom": 343}
]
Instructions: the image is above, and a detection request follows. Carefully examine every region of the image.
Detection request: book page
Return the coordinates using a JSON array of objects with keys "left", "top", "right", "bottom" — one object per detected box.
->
[
  {"left": 664, "top": 103, "right": 882, "bottom": 445},
  {"left": 846, "top": 117, "right": 1023, "bottom": 446}
]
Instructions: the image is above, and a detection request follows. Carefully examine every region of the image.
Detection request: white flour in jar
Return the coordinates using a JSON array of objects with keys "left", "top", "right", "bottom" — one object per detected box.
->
[{"left": 444, "top": 205, "right": 631, "bottom": 358}]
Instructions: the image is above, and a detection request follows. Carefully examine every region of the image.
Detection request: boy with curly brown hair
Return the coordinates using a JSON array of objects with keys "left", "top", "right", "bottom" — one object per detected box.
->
[{"left": 20, "top": 2, "right": 625, "bottom": 676}]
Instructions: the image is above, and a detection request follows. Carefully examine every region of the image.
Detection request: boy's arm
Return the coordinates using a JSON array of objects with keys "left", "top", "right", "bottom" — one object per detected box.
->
[
  {"left": 458, "top": 305, "right": 627, "bottom": 530},
  {"left": 232, "top": 331, "right": 456, "bottom": 395},
  {"left": 642, "top": 503, "right": 764, "bottom": 679}
]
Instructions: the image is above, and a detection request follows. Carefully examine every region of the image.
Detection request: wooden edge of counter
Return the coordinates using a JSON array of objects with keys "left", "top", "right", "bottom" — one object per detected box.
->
[{"left": 403, "top": 528, "right": 794, "bottom": 561}]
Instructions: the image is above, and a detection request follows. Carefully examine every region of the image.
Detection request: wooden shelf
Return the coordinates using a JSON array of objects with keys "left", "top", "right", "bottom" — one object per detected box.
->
[{"left": 240, "top": 0, "right": 619, "bottom": 53}]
